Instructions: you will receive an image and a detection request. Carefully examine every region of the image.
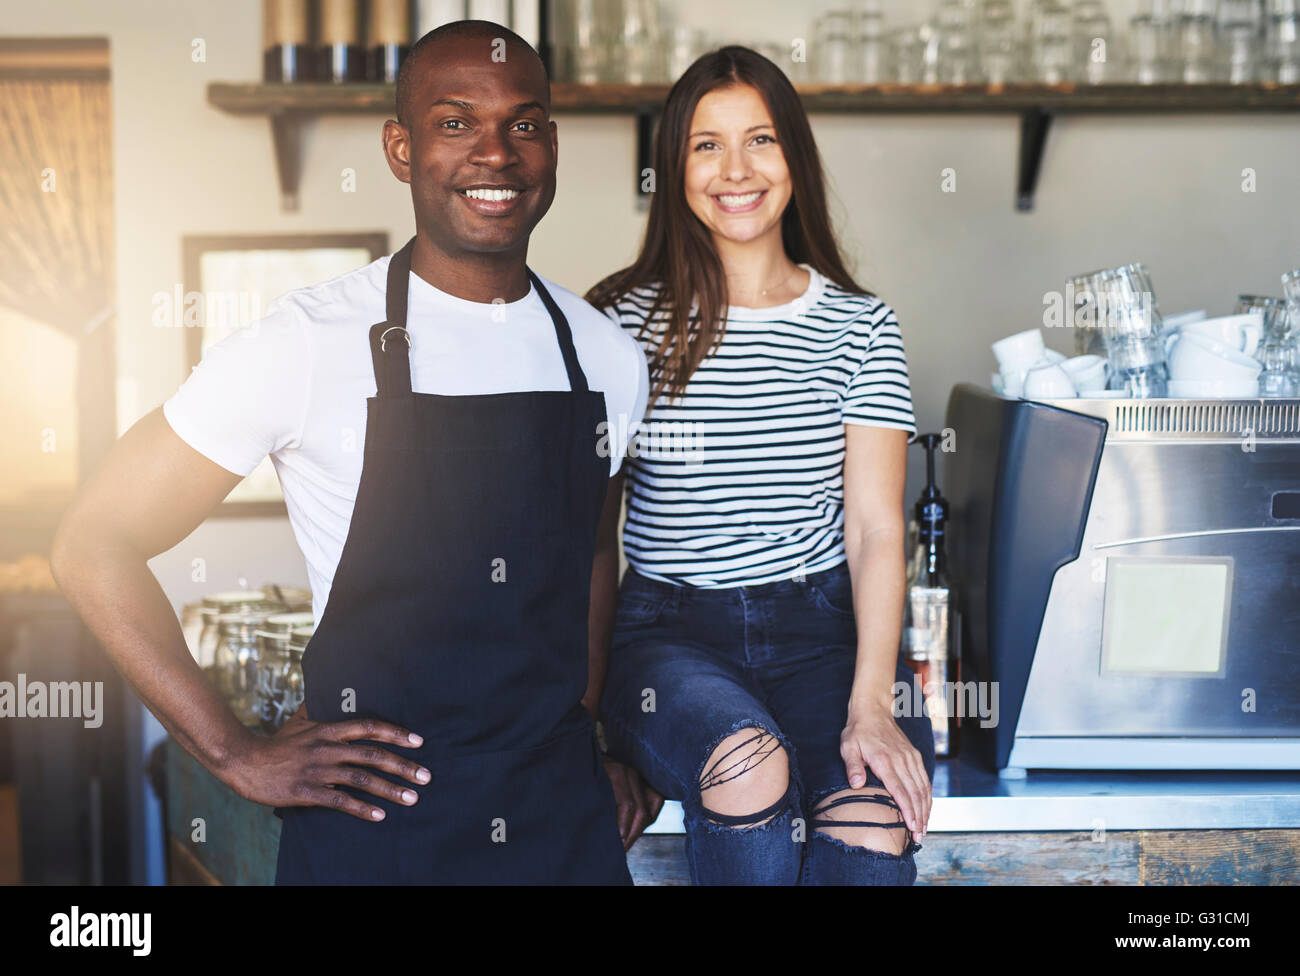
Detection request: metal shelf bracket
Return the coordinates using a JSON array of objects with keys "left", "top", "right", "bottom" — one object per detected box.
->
[{"left": 1016, "top": 107, "right": 1054, "bottom": 212}]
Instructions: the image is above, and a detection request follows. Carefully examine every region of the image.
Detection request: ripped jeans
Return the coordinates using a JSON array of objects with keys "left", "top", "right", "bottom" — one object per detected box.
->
[{"left": 600, "top": 562, "right": 936, "bottom": 886}]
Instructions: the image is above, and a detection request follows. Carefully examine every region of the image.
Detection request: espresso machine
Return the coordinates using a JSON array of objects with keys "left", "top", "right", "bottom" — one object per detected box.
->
[{"left": 944, "top": 385, "right": 1300, "bottom": 773}]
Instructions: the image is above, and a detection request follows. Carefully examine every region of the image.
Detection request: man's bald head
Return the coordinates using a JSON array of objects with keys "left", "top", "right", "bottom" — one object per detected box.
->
[{"left": 395, "top": 20, "right": 549, "bottom": 128}]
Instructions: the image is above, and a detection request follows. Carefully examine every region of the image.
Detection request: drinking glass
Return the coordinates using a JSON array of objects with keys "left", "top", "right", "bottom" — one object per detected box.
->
[
  {"left": 1268, "top": 9, "right": 1300, "bottom": 81},
  {"left": 667, "top": 26, "right": 707, "bottom": 82},
  {"left": 919, "top": 21, "right": 943, "bottom": 84},
  {"left": 561, "top": 0, "right": 622, "bottom": 83},
  {"left": 1112, "top": 357, "right": 1171, "bottom": 397},
  {"left": 1283, "top": 268, "right": 1300, "bottom": 304},
  {"left": 1075, "top": 11, "right": 1117, "bottom": 84},
  {"left": 1068, "top": 270, "right": 1110, "bottom": 356},
  {"left": 621, "top": 0, "right": 666, "bottom": 83},
  {"left": 817, "top": 11, "right": 859, "bottom": 83},
  {"left": 1071, "top": 263, "right": 1168, "bottom": 395},
  {"left": 1236, "top": 295, "right": 1290, "bottom": 341},
  {"left": 1102, "top": 263, "right": 1162, "bottom": 335},
  {"left": 892, "top": 26, "right": 925, "bottom": 83},
  {"left": 979, "top": 0, "right": 1020, "bottom": 84},
  {"left": 1219, "top": 0, "right": 1263, "bottom": 82},
  {"left": 1251, "top": 280, "right": 1300, "bottom": 396},
  {"left": 936, "top": 0, "right": 978, "bottom": 84},
  {"left": 1131, "top": 14, "right": 1167, "bottom": 82},
  {"left": 1180, "top": 0, "right": 1223, "bottom": 83},
  {"left": 1032, "top": 2, "right": 1074, "bottom": 83},
  {"left": 859, "top": 4, "right": 891, "bottom": 83}
]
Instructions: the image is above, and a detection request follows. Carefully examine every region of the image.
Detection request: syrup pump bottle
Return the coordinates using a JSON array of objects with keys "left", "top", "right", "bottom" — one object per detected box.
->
[{"left": 902, "top": 433, "right": 957, "bottom": 757}]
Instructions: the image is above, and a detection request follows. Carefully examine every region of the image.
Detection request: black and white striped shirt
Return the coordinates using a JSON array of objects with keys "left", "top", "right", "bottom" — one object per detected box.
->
[{"left": 606, "top": 265, "right": 916, "bottom": 588}]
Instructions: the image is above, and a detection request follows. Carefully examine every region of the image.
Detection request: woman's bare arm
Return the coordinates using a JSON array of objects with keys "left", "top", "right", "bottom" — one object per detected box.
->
[{"left": 839, "top": 424, "right": 932, "bottom": 839}]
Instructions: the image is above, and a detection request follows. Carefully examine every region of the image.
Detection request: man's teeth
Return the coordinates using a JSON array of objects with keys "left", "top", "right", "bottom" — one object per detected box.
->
[
  {"left": 716, "top": 191, "right": 763, "bottom": 207},
  {"left": 464, "top": 187, "right": 519, "bottom": 201}
]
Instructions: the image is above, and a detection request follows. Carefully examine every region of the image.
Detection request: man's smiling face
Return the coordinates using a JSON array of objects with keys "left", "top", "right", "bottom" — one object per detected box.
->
[{"left": 392, "top": 37, "right": 556, "bottom": 257}]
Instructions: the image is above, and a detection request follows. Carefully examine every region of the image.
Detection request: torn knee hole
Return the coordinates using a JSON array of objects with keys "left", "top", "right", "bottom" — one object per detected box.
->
[
  {"left": 811, "top": 788, "right": 911, "bottom": 855},
  {"left": 698, "top": 728, "right": 791, "bottom": 828}
]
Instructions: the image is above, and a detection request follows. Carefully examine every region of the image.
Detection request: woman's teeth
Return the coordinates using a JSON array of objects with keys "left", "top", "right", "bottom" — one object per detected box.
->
[
  {"left": 716, "top": 191, "right": 764, "bottom": 207},
  {"left": 463, "top": 188, "right": 519, "bottom": 201}
]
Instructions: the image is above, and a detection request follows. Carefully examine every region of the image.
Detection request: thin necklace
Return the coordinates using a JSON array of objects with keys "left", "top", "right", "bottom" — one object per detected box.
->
[{"left": 736, "top": 265, "right": 803, "bottom": 303}]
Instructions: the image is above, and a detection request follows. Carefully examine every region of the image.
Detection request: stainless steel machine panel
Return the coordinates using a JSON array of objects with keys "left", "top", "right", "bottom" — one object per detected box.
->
[{"left": 1017, "top": 397, "right": 1300, "bottom": 748}]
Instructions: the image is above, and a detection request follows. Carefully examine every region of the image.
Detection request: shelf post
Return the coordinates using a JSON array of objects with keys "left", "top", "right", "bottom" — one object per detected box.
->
[{"left": 270, "top": 111, "right": 303, "bottom": 213}]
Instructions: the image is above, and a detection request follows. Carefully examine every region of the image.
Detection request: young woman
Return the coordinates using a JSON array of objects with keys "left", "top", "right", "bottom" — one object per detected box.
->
[{"left": 587, "top": 46, "right": 934, "bottom": 886}]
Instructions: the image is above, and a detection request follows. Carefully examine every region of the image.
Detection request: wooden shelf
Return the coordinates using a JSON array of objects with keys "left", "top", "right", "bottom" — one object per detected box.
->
[
  {"left": 210, "top": 80, "right": 1300, "bottom": 113},
  {"left": 207, "top": 81, "right": 1300, "bottom": 211}
]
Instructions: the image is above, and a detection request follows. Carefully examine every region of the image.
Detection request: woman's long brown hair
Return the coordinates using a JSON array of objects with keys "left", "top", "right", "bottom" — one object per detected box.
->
[{"left": 586, "top": 45, "right": 871, "bottom": 406}]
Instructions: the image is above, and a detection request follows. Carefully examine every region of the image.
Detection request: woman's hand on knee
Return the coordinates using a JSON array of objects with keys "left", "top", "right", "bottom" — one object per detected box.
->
[{"left": 839, "top": 703, "right": 931, "bottom": 841}]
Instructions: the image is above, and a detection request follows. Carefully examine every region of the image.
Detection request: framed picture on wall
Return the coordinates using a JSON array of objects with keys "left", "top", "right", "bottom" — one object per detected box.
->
[{"left": 182, "top": 232, "right": 388, "bottom": 516}]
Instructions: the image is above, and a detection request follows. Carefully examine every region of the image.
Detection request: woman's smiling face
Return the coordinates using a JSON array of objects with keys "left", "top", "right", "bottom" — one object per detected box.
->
[{"left": 683, "top": 83, "right": 792, "bottom": 246}]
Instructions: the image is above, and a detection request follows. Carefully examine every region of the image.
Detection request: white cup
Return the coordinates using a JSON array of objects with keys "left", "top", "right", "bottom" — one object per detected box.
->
[
  {"left": 1161, "top": 309, "right": 1208, "bottom": 331},
  {"left": 1167, "top": 331, "right": 1262, "bottom": 385},
  {"left": 1022, "top": 362, "right": 1077, "bottom": 398},
  {"left": 1060, "top": 354, "right": 1107, "bottom": 392},
  {"left": 1165, "top": 313, "right": 1263, "bottom": 358},
  {"left": 992, "top": 329, "right": 1047, "bottom": 372}
]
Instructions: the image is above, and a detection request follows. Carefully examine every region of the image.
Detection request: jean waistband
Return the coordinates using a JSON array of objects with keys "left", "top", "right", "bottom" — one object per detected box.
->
[{"left": 621, "top": 561, "right": 849, "bottom": 602}]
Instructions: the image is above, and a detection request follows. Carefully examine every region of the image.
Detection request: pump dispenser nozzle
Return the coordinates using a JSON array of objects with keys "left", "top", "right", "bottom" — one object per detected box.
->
[{"left": 913, "top": 434, "right": 949, "bottom": 587}]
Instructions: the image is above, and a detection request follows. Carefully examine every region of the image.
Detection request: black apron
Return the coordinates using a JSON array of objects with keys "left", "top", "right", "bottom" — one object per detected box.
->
[{"left": 274, "top": 238, "right": 631, "bottom": 884}]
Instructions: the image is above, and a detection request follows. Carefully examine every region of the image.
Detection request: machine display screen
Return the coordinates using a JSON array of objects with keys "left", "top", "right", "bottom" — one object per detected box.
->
[{"left": 1100, "top": 556, "right": 1232, "bottom": 676}]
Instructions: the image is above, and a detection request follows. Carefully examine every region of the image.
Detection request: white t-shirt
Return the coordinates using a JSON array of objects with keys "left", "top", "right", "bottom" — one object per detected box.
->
[{"left": 164, "top": 254, "right": 649, "bottom": 622}]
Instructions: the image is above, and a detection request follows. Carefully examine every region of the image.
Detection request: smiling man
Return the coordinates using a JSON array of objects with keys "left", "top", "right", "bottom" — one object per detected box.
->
[{"left": 51, "top": 20, "right": 649, "bottom": 884}]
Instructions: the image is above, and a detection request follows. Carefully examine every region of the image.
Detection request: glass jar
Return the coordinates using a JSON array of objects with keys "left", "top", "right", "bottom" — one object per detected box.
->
[
  {"left": 180, "top": 601, "right": 206, "bottom": 664},
  {"left": 265, "top": 610, "right": 315, "bottom": 634},
  {"left": 285, "top": 626, "right": 314, "bottom": 723},
  {"left": 197, "top": 591, "right": 279, "bottom": 676},
  {"left": 254, "top": 628, "right": 295, "bottom": 733},
  {"left": 214, "top": 609, "right": 272, "bottom": 725},
  {"left": 261, "top": 583, "right": 312, "bottom": 613}
]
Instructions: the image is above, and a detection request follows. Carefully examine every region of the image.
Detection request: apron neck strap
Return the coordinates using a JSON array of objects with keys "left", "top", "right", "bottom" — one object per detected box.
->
[
  {"left": 370, "top": 237, "right": 416, "bottom": 399},
  {"left": 370, "top": 236, "right": 592, "bottom": 397},
  {"left": 528, "top": 269, "right": 589, "bottom": 394}
]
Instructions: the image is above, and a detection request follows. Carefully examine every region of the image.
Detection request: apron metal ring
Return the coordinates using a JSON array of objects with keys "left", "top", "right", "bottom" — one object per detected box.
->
[{"left": 380, "top": 326, "right": 411, "bottom": 352}]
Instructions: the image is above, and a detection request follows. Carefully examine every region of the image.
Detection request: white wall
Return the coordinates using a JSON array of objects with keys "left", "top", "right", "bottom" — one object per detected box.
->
[
  {"left": 9, "top": 0, "right": 1298, "bottom": 508},
  {"left": 7, "top": 0, "right": 1299, "bottom": 876}
]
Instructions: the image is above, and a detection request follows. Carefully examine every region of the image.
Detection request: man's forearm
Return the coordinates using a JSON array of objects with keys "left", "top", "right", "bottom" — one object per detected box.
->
[{"left": 51, "top": 535, "right": 256, "bottom": 786}]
